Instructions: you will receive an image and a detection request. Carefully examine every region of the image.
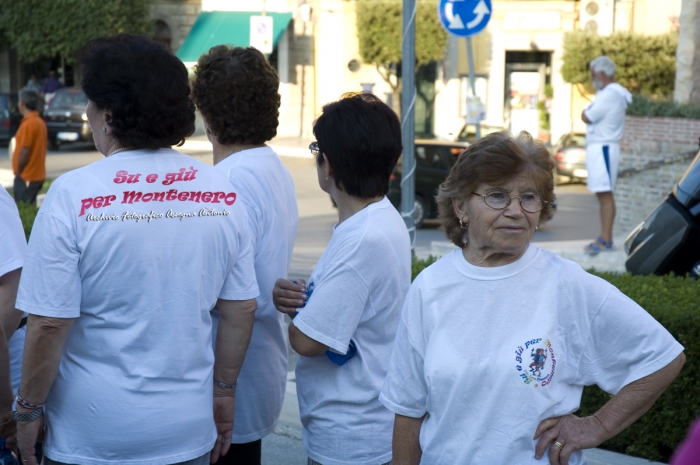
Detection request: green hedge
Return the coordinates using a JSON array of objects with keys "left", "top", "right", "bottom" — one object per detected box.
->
[
  {"left": 412, "top": 258, "right": 699, "bottom": 462},
  {"left": 626, "top": 94, "right": 700, "bottom": 119},
  {"left": 561, "top": 31, "right": 677, "bottom": 98},
  {"left": 16, "top": 201, "right": 39, "bottom": 240}
]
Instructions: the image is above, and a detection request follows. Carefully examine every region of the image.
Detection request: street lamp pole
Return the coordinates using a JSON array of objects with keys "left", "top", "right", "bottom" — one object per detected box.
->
[{"left": 401, "top": 0, "right": 417, "bottom": 255}]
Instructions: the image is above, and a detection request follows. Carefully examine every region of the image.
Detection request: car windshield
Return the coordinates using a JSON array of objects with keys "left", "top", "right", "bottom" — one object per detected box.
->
[
  {"left": 49, "top": 90, "right": 88, "bottom": 109},
  {"left": 567, "top": 134, "right": 586, "bottom": 147},
  {"left": 457, "top": 124, "right": 503, "bottom": 142}
]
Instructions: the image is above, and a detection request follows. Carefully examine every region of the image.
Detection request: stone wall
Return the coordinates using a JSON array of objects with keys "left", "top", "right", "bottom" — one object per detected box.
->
[
  {"left": 150, "top": 0, "right": 202, "bottom": 53},
  {"left": 613, "top": 116, "right": 700, "bottom": 235}
]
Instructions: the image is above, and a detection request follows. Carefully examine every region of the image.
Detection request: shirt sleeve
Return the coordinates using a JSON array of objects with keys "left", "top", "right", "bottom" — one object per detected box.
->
[
  {"left": 379, "top": 282, "right": 429, "bottom": 418},
  {"left": 219, "top": 215, "right": 259, "bottom": 302},
  {"left": 13, "top": 123, "right": 28, "bottom": 172},
  {"left": 0, "top": 190, "right": 26, "bottom": 277},
  {"left": 292, "top": 263, "right": 370, "bottom": 354},
  {"left": 583, "top": 91, "right": 615, "bottom": 124},
  {"left": 575, "top": 285, "right": 684, "bottom": 394},
  {"left": 15, "top": 212, "right": 82, "bottom": 318}
]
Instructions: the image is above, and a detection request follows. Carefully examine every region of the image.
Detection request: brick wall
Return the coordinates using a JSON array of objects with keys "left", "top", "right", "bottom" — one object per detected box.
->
[{"left": 613, "top": 116, "right": 699, "bottom": 235}]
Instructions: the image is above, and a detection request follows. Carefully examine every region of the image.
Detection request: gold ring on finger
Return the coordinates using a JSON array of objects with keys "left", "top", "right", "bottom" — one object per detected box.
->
[{"left": 554, "top": 441, "right": 564, "bottom": 450}]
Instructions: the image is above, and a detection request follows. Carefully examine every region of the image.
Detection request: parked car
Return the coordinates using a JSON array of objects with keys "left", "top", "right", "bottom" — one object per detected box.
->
[
  {"left": 387, "top": 140, "right": 470, "bottom": 228},
  {"left": 454, "top": 123, "right": 504, "bottom": 143},
  {"left": 0, "top": 93, "right": 21, "bottom": 145},
  {"left": 552, "top": 132, "right": 587, "bottom": 182},
  {"left": 44, "top": 88, "right": 92, "bottom": 149}
]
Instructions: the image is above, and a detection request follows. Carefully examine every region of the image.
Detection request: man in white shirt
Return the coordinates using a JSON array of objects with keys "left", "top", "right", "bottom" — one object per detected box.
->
[{"left": 581, "top": 56, "right": 632, "bottom": 255}]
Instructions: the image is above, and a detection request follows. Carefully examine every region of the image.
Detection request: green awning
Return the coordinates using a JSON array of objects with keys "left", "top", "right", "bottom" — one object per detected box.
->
[{"left": 176, "top": 11, "right": 292, "bottom": 65}]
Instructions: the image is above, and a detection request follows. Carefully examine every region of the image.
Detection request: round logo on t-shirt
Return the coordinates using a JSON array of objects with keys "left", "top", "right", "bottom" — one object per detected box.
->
[{"left": 514, "top": 338, "right": 557, "bottom": 388}]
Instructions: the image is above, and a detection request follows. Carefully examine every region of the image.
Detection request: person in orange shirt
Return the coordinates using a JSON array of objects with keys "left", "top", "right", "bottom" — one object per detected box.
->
[{"left": 12, "top": 89, "right": 47, "bottom": 204}]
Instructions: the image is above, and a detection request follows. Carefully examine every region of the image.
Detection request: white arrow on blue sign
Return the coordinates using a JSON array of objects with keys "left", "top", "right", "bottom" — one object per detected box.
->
[{"left": 438, "top": 0, "right": 492, "bottom": 37}]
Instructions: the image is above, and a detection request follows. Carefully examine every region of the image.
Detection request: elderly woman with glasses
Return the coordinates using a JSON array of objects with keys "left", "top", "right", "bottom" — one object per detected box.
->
[
  {"left": 379, "top": 131, "right": 685, "bottom": 465},
  {"left": 273, "top": 92, "right": 411, "bottom": 465}
]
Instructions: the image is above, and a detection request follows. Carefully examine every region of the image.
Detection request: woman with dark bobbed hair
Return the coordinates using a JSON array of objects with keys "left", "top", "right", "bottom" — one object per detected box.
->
[
  {"left": 380, "top": 131, "right": 685, "bottom": 465},
  {"left": 191, "top": 45, "right": 298, "bottom": 465},
  {"left": 273, "top": 92, "right": 411, "bottom": 465},
  {"left": 15, "top": 34, "right": 259, "bottom": 465}
]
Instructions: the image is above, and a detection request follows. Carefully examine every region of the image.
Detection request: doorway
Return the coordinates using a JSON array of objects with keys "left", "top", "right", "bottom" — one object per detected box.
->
[{"left": 504, "top": 51, "right": 551, "bottom": 139}]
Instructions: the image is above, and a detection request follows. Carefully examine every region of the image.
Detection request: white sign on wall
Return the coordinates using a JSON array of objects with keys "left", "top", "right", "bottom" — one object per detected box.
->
[
  {"left": 502, "top": 12, "right": 561, "bottom": 31},
  {"left": 250, "top": 16, "right": 273, "bottom": 54}
]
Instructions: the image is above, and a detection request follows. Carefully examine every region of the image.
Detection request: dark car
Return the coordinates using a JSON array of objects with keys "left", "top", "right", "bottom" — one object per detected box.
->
[
  {"left": 0, "top": 93, "right": 21, "bottom": 144},
  {"left": 387, "top": 140, "right": 470, "bottom": 228},
  {"left": 44, "top": 88, "right": 92, "bottom": 149},
  {"left": 552, "top": 132, "right": 587, "bottom": 182}
]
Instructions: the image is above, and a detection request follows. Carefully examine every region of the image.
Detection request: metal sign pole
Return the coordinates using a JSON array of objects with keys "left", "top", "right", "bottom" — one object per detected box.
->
[
  {"left": 466, "top": 36, "right": 481, "bottom": 140},
  {"left": 438, "top": 0, "right": 492, "bottom": 141},
  {"left": 401, "top": 0, "right": 417, "bottom": 254}
]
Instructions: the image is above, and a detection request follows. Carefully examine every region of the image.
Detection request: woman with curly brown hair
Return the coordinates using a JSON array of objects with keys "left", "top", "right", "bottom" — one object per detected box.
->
[
  {"left": 191, "top": 45, "right": 298, "bottom": 465},
  {"left": 380, "top": 131, "right": 684, "bottom": 465},
  {"left": 15, "top": 34, "right": 259, "bottom": 465}
]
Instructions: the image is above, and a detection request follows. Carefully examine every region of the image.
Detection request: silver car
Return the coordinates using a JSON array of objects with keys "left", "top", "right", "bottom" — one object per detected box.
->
[{"left": 552, "top": 132, "right": 587, "bottom": 182}]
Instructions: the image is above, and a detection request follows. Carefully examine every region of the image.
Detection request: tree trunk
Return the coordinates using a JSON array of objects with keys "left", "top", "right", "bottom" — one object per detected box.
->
[
  {"left": 674, "top": 0, "right": 700, "bottom": 104},
  {"left": 392, "top": 86, "right": 402, "bottom": 116},
  {"left": 375, "top": 64, "right": 403, "bottom": 117}
]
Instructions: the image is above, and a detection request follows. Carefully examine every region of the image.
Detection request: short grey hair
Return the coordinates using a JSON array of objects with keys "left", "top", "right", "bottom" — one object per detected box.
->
[
  {"left": 19, "top": 89, "right": 40, "bottom": 111},
  {"left": 589, "top": 56, "right": 616, "bottom": 77}
]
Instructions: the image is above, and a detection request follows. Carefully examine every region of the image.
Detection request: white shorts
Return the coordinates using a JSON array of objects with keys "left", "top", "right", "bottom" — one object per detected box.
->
[{"left": 586, "top": 143, "right": 619, "bottom": 193}]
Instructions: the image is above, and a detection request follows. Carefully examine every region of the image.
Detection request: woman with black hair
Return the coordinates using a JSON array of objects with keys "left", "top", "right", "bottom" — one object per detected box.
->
[
  {"left": 15, "top": 35, "right": 259, "bottom": 465},
  {"left": 273, "top": 92, "right": 411, "bottom": 465}
]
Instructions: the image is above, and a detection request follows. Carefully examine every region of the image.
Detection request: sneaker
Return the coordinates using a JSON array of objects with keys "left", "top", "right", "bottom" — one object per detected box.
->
[{"left": 584, "top": 237, "right": 614, "bottom": 255}]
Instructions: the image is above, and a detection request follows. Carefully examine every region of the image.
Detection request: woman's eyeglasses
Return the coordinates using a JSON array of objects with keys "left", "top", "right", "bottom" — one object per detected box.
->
[
  {"left": 309, "top": 141, "right": 320, "bottom": 157},
  {"left": 472, "top": 192, "right": 547, "bottom": 213}
]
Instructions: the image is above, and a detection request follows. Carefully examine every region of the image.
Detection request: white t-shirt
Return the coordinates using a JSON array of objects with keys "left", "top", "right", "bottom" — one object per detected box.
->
[
  {"left": 293, "top": 197, "right": 411, "bottom": 465},
  {"left": 583, "top": 82, "right": 632, "bottom": 144},
  {"left": 380, "top": 245, "right": 683, "bottom": 465},
  {"left": 212, "top": 146, "right": 298, "bottom": 443},
  {"left": 0, "top": 186, "right": 27, "bottom": 393},
  {"left": 16, "top": 148, "right": 259, "bottom": 465}
]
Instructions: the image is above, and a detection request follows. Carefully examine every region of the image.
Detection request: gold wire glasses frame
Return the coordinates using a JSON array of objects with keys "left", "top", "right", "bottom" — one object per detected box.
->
[
  {"left": 309, "top": 141, "right": 320, "bottom": 157},
  {"left": 472, "top": 192, "right": 547, "bottom": 213}
]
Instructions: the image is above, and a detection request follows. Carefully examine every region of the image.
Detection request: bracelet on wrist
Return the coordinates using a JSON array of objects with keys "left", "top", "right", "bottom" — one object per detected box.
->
[
  {"left": 214, "top": 379, "right": 237, "bottom": 390},
  {"left": 13, "top": 408, "right": 43, "bottom": 423},
  {"left": 15, "top": 391, "right": 45, "bottom": 411}
]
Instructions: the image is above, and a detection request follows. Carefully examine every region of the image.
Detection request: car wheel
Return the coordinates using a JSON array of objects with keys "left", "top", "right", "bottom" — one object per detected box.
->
[
  {"left": 413, "top": 196, "right": 427, "bottom": 229},
  {"left": 49, "top": 137, "right": 60, "bottom": 150}
]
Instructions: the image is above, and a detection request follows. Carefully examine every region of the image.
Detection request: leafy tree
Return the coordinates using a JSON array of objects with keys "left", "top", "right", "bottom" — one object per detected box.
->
[
  {"left": 356, "top": 0, "right": 449, "bottom": 114},
  {"left": 0, "top": 0, "right": 153, "bottom": 63},
  {"left": 561, "top": 31, "right": 677, "bottom": 98}
]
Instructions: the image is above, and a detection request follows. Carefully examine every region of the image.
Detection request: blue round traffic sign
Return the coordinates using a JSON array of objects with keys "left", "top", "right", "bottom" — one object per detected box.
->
[{"left": 438, "top": 0, "right": 492, "bottom": 37}]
